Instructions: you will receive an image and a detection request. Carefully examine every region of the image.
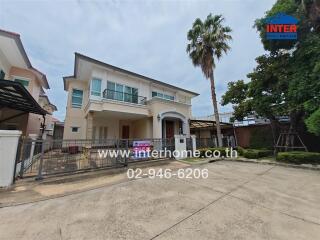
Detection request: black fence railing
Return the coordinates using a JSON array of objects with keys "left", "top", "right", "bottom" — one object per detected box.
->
[
  {"left": 14, "top": 136, "right": 235, "bottom": 181},
  {"left": 15, "top": 138, "right": 175, "bottom": 179},
  {"left": 196, "top": 136, "right": 236, "bottom": 149},
  {"left": 103, "top": 89, "right": 147, "bottom": 105}
]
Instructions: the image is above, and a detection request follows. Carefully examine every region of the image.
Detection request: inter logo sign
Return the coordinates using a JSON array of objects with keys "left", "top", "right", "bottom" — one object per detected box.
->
[{"left": 265, "top": 13, "right": 298, "bottom": 40}]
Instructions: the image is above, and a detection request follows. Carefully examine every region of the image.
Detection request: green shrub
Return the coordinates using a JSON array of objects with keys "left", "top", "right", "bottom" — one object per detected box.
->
[
  {"left": 242, "top": 149, "right": 273, "bottom": 159},
  {"left": 236, "top": 147, "right": 245, "bottom": 156},
  {"left": 208, "top": 147, "right": 227, "bottom": 156},
  {"left": 276, "top": 151, "right": 320, "bottom": 164},
  {"left": 197, "top": 147, "right": 231, "bottom": 158},
  {"left": 198, "top": 148, "right": 208, "bottom": 158}
]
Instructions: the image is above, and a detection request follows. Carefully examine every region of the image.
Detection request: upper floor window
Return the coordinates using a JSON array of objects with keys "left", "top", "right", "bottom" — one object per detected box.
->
[
  {"left": 71, "top": 89, "right": 83, "bottom": 108},
  {"left": 125, "top": 86, "right": 138, "bottom": 103},
  {"left": 152, "top": 91, "right": 174, "bottom": 101},
  {"left": 106, "top": 81, "right": 139, "bottom": 104},
  {"left": 14, "top": 78, "right": 29, "bottom": 88},
  {"left": 91, "top": 78, "right": 102, "bottom": 96},
  {"left": 0, "top": 70, "right": 5, "bottom": 79}
]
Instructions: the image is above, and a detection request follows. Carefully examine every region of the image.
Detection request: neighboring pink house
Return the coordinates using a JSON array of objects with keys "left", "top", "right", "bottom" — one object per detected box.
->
[{"left": 0, "top": 29, "right": 56, "bottom": 137}]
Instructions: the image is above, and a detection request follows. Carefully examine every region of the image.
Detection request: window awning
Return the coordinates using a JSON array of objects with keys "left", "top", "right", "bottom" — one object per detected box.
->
[
  {"left": 0, "top": 79, "right": 47, "bottom": 115},
  {"left": 190, "top": 119, "right": 233, "bottom": 129}
]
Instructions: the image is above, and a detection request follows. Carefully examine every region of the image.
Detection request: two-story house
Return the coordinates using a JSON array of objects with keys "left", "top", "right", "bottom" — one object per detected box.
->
[
  {"left": 63, "top": 53, "right": 198, "bottom": 140},
  {"left": 0, "top": 29, "right": 56, "bottom": 136}
]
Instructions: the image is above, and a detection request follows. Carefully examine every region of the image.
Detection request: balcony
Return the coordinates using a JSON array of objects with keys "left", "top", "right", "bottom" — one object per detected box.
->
[{"left": 102, "top": 89, "right": 147, "bottom": 105}]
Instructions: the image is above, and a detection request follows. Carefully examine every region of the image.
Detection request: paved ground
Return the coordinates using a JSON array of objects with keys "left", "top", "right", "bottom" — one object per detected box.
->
[{"left": 0, "top": 161, "right": 319, "bottom": 240}]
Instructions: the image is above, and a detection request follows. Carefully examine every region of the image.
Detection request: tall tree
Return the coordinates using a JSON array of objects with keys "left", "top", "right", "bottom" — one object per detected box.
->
[
  {"left": 222, "top": 0, "right": 320, "bottom": 148},
  {"left": 186, "top": 14, "right": 232, "bottom": 147}
]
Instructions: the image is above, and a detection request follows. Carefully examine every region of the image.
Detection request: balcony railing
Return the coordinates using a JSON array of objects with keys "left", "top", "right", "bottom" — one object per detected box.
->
[{"left": 103, "top": 89, "right": 147, "bottom": 105}]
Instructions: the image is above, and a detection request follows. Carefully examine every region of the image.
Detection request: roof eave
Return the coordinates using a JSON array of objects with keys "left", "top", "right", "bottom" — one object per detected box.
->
[
  {"left": 0, "top": 29, "right": 50, "bottom": 89},
  {"left": 63, "top": 75, "right": 74, "bottom": 91},
  {"left": 74, "top": 52, "right": 199, "bottom": 97}
]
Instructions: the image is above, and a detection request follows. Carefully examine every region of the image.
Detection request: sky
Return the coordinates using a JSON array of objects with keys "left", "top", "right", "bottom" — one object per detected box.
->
[{"left": 0, "top": 0, "right": 276, "bottom": 121}]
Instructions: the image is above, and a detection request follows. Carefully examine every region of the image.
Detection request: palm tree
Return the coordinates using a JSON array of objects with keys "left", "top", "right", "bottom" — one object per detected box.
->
[{"left": 186, "top": 14, "right": 232, "bottom": 147}]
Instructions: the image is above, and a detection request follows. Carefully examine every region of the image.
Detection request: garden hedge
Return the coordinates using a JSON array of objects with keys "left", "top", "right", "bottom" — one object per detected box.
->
[
  {"left": 242, "top": 149, "right": 273, "bottom": 159},
  {"left": 235, "top": 147, "right": 272, "bottom": 159},
  {"left": 276, "top": 151, "right": 320, "bottom": 164},
  {"left": 198, "top": 147, "right": 228, "bottom": 158},
  {"left": 198, "top": 147, "right": 273, "bottom": 159}
]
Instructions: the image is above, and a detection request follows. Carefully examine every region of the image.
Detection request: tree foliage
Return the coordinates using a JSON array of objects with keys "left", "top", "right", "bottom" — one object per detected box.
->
[
  {"left": 222, "top": 0, "right": 320, "bottom": 136},
  {"left": 186, "top": 14, "right": 232, "bottom": 78},
  {"left": 305, "top": 108, "right": 320, "bottom": 135}
]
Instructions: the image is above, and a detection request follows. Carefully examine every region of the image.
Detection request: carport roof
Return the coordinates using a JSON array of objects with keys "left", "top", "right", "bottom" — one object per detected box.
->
[
  {"left": 0, "top": 79, "right": 47, "bottom": 115},
  {"left": 190, "top": 119, "right": 233, "bottom": 129}
]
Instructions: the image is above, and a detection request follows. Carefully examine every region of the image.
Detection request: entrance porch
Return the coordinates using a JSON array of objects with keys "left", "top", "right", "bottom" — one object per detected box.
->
[{"left": 86, "top": 111, "right": 153, "bottom": 140}]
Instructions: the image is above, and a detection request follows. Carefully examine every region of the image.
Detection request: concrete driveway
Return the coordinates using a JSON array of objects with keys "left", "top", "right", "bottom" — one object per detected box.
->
[{"left": 0, "top": 161, "right": 319, "bottom": 240}]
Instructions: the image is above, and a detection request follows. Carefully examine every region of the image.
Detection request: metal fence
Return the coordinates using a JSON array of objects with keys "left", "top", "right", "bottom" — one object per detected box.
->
[
  {"left": 15, "top": 137, "right": 175, "bottom": 179},
  {"left": 14, "top": 136, "right": 236, "bottom": 181},
  {"left": 196, "top": 136, "right": 236, "bottom": 149},
  {"left": 103, "top": 89, "right": 147, "bottom": 105}
]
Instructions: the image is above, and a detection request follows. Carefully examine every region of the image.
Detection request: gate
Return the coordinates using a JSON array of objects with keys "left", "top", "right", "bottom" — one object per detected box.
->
[{"left": 15, "top": 137, "right": 175, "bottom": 180}]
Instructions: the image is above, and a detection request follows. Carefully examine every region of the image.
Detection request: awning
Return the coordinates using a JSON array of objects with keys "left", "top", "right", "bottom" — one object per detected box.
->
[
  {"left": 0, "top": 79, "right": 47, "bottom": 115},
  {"left": 190, "top": 119, "right": 233, "bottom": 129}
]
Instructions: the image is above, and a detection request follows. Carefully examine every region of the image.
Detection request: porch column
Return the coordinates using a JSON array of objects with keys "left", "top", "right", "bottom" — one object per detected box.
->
[
  {"left": 153, "top": 115, "right": 162, "bottom": 138},
  {"left": 183, "top": 118, "right": 190, "bottom": 137},
  {"left": 86, "top": 112, "right": 94, "bottom": 139},
  {"left": 0, "top": 130, "right": 21, "bottom": 187},
  {"left": 191, "top": 135, "right": 197, "bottom": 153}
]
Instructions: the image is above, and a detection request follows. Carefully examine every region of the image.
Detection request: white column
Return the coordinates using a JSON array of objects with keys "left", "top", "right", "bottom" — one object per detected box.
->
[
  {"left": 0, "top": 130, "right": 21, "bottom": 188},
  {"left": 27, "top": 134, "right": 37, "bottom": 169},
  {"left": 174, "top": 134, "right": 187, "bottom": 160},
  {"left": 152, "top": 115, "right": 162, "bottom": 139},
  {"left": 191, "top": 135, "right": 197, "bottom": 153},
  {"left": 183, "top": 118, "right": 190, "bottom": 137}
]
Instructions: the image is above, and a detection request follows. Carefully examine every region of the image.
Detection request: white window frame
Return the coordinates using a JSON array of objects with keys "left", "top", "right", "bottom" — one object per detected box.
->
[
  {"left": 90, "top": 78, "right": 102, "bottom": 97},
  {"left": 152, "top": 91, "right": 174, "bottom": 101},
  {"left": 71, "top": 127, "right": 79, "bottom": 132},
  {"left": 12, "top": 75, "right": 31, "bottom": 89},
  {"left": 71, "top": 88, "right": 83, "bottom": 108},
  {"left": 107, "top": 81, "right": 139, "bottom": 103}
]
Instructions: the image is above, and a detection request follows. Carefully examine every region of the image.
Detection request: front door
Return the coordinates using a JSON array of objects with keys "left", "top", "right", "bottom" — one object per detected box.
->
[
  {"left": 165, "top": 121, "right": 174, "bottom": 139},
  {"left": 122, "top": 125, "right": 130, "bottom": 139}
]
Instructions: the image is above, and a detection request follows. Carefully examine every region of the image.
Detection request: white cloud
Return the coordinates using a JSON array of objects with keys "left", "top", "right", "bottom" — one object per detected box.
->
[{"left": 0, "top": 0, "right": 275, "bottom": 120}]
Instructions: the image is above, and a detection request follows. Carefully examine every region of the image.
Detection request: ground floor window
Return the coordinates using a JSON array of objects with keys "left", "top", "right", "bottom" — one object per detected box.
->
[
  {"left": 92, "top": 126, "right": 108, "bottom": 140},
  {"left": 71, "top": 127, "right": 79, "bottom": 132},
  {"left": 99, "top": 126, "right": 108, "bottom": 140}
]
